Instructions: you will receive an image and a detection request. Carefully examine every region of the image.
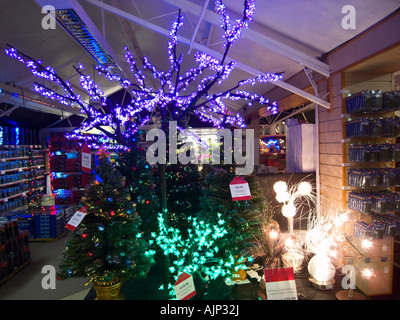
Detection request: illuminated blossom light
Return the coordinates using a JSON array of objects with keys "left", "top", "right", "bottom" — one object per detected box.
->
[
  {"left": 151, "top": 212, "right": 246, "bottom": 298},
  {"left": 5, "top": 0, "right": 281, "bottom": 151}
]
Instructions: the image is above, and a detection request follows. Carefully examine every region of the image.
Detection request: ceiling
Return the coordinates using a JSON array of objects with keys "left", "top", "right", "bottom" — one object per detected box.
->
[{"left": 0, "top": 0, "right": 399, "bottom": 129}]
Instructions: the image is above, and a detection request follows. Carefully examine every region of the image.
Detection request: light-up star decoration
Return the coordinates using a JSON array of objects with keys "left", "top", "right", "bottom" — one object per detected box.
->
[
  {"left": 96, "top": 146, "right": 110, "bottom": 159},
  {"left": 4, "top": 0, "right": 282, "bottom": 152}
]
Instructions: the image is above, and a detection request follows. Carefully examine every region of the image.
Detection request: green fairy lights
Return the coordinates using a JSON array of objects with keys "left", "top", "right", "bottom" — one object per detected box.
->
[{"left": 151, "top": 211, "right": 247, "bottom": 298}]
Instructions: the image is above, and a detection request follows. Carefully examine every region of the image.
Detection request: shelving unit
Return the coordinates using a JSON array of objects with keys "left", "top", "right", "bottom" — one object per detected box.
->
[
  {"left": 49, "top": 132, "right": 94, "bottom": 205},
  {"left": 0, "top": 145, "right": 47, "bottom": 216},
  {"left": 340, "top": 90, "right": 400, "bottom": 296},
  {"left": 0, "top": 220, "right": 31, "bottom": 285}
]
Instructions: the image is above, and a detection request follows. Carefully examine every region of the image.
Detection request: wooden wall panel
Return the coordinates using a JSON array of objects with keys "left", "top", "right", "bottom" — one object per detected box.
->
[
  {"left": 319, "top": 143, "right": 342, "bottom": 155},
  {"left": 318, "top": 72, "right": 344, "bottom": 213}
]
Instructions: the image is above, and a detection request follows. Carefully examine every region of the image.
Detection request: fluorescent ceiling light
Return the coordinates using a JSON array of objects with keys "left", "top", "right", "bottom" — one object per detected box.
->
[{"left": 55, "top": 8, "right": 117, "bottom": 69}]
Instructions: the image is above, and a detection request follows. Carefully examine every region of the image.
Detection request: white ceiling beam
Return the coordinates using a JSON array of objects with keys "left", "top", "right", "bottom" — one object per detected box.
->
[
  {"left": 108, "top": 0, "right": 159, "bottom": 89},
  {"left": 0, "top": 82, "right": 84, "bottom": 117},
  {"left": 0, "top": 104, "right": 21, "bottom": 119},
  {"left": 84, "top": 0, "right": 330, "bottom": 110},
  {"left": 162, "top": 0, "right": 330, "bottom": 78},
  {"left": 188, "top": 0, "right": 210, "bottom": 55}
]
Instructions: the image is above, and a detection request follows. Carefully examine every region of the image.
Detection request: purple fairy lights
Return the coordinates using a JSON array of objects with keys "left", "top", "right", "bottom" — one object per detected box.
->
[{"left": 4, "top": 0, "right": 282, "bottom": 151}]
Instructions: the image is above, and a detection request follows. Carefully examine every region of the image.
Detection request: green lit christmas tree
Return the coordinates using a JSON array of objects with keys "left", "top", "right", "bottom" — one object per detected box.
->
[{"left": 57, "top": 149, "right": 155, "bottom": 288}]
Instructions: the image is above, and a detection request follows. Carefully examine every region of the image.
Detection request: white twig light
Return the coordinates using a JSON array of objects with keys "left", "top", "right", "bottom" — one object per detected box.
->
[{"left": 273, "top": 180, "right": 313, "bottom": 234}]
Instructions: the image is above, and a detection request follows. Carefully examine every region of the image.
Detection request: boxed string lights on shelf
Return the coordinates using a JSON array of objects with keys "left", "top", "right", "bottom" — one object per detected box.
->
[{"left": 341, "top": 89, "right": 400, "bottom": 296}]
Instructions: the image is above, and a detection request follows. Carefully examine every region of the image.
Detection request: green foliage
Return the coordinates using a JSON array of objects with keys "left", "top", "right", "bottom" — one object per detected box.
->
[
  {"left": 199, "top": 164, "right": 271, "bottom": 254},
  {"left": 117, "top": 148, "right": 159, "bottom": 232},
  {"left": 165, "top": 164, "right": 202, "bottom": 232}
]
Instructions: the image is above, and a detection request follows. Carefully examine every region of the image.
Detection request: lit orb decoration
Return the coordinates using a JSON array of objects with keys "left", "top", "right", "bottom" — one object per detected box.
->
[
  {"left": 269, "top": 230, "right": 279, "bottom": 240},
  {"left": 361, "top": 239, "right": 373, "bottom": 250},
  {"left": 275, "top": 191, "right": 290, "bottom": 203},
  {"left": 305, "top": 209, "right": 353, "bottom": 291},
  {"left": 308, "top": 254, "right": 335, "bottom": 284}
]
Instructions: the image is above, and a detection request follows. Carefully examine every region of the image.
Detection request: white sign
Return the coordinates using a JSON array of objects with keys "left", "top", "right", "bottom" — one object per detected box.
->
[
  {"left": 81, "top": 144, "right": 91, "bottom": 173},
  {"left": 264, "top": 267, "right": 298, "bottom": 300},
  {"left": 65, "top": 207, "right": 87, "bottom": 231},
  {"left": 174, "top": 272, "right": 196, "bottom": 300},
  {"left": 229, "top": 177, "right": 252, "bottom": 201}
]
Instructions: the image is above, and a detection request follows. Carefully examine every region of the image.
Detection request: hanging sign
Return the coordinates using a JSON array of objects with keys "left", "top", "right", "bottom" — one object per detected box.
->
[
  {"left": 81, "top": 144, "right": 91, "bottom": 173},
  {"left": 174, "top": 272, "right": 196, "bottom": 300},
  {"left": 65, "top": 206, "right": 88, "bottom": 231},
  {"left": 264, "top": 267, "right": 298, "bottom": 300},
  {"left": 229, "top": 176, "right": 252, "bottom": 201}
]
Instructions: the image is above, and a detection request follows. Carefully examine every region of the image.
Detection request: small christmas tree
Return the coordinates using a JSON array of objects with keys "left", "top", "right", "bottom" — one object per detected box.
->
[{"left": 57, "top": 149, "right": 155, "bottom": 287}]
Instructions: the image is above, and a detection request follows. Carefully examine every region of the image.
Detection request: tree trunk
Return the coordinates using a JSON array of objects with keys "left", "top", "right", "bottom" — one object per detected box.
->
[{"left": 159, "top": 163, "right": 170, "bottom": 292}]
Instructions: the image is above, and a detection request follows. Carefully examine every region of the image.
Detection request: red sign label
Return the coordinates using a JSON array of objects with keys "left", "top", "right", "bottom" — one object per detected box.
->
[
  {"left": 174, "top": 272, "right": 196, "bottom": 300},
  {"left": 229, "top": 176, "right": 252, "bottom": 201}
]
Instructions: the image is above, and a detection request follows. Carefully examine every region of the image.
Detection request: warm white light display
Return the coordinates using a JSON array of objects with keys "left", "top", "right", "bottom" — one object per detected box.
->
[
  {"left": 297, "top": 181, "right": 312, "bottom": 196},
  {"left": 305, "top": 209, "right": 355, "bottom": 287},
  {"left": 273, "top": 180, "right": 313, "bottom": 234},
  {"left": 307, "top": 254, "right": 336, "bottom": 283},
  {"left": 361, "top": 267, "right": 375, "bottom": 280},
  {"left": 282, "top": 203, "right": 296, "bottom": 218},
  {"left": 269, "top": 230, "right": 279, "bottom": 240},
  {"left": 273, "top": 181, "right": 288, "bottom": 194}
]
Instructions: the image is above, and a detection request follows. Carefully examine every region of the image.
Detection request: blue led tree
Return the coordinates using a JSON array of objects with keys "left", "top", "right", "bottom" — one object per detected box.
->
[
  {"left": 5, "top": 0, "right": 281, "bottom": 152},
  {"left": 5, "top": 0, "right": 282, "bottom": 213}
]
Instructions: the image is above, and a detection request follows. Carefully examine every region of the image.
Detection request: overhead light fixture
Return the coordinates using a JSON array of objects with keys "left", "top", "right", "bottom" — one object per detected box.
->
[{"left": 55, "top": 9, "right": 118, "bottom": 70}]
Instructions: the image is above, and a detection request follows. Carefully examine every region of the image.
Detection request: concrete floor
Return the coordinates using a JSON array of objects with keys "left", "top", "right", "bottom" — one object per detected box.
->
[{"left": 0, "top": 233, "right": 90, "bottom": 300}]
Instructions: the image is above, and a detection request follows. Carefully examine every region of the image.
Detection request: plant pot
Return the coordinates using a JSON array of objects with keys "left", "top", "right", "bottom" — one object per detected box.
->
[
  {"left": 231, "top": 256, "right": 247, "bottom": 281},
  {"left": 93, "top": 281, "right": 124, "bottom": 300},
  {"left": 230, "top": 267, "right": 247, "bottom": 281}
]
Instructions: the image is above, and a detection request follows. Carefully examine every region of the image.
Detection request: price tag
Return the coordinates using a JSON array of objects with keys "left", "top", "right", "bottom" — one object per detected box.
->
[
  {"left": 229, "top": 176, "right": 252, "bottom": 201},
  {"left": 174, "top": 272, "right": 196, "bottom": 300},
  {"left": 81, "top": 144, "right": 91, "bottom": 173},
  {"left": 264, "top": 267, "right": 298, "bottom": 300},
  {"left": 65, "top": 207, "right": 88, "bottom": 231}
]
